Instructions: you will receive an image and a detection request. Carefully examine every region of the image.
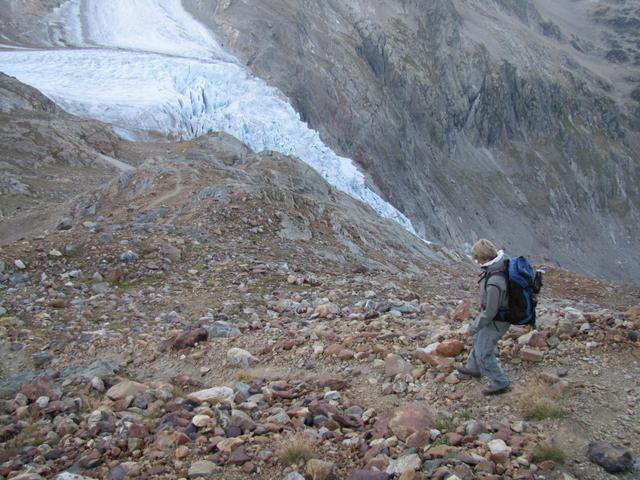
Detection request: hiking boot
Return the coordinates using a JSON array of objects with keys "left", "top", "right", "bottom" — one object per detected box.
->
[
  {"left": 455, "top": 366, "right": 481, "bottom": 378},
  {"left": 482, "top": 382, "right": 510, "bottom": 396}
]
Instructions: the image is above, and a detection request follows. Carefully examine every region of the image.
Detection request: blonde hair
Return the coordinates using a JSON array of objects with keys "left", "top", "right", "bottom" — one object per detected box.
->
[{"left": 471, "top": 239, "right": 497, "bottom": 263}]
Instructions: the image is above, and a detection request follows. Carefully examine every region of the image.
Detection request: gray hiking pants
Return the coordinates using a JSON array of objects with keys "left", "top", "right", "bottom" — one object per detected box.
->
[{"left": 466, "top": 320, "right": 510, "bottom": 387}]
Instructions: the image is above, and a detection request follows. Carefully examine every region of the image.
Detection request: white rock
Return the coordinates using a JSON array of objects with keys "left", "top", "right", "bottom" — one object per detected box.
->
[
  {"left": 488, "top": 438, "right": 512, "bottom": 456},
  {"left": 226, "top": 347, "right": 258, "bottom": 367},
  {"left": 35, "top": 396, "right": 50, "bottom": 408},
  {"left": 49, "top": 250, "right": 63, "bottom": 257},
  {"left": 192, "top": 414, "right": 215, "bottom": 428},
  {"left": 187, "top": 386, "right": 234, "bottom": 404},
  {"left": 386, "top": 453, "right": 421, "bottom": 474},
  {"left": 14, "top": 259, "right": 26, "bottom": 269},
  {"left": 90, "top": 377, "right": 105, "bottom": 392},
  {"left": 323, "top": 390, "right": 340, "bottom": 401}
]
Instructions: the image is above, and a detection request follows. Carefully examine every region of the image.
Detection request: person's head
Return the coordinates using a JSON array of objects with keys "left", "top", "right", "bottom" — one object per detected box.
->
[{"left": 471, "top": 239, "right": 497, "bottom": 265}]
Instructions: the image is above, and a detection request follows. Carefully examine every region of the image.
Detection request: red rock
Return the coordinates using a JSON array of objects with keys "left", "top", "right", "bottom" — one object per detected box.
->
[
  {"left": 528, "top": 332, "right": 548, "bottom": 348},
  {"left": 519, "top": 348, "right": 544, "bottom": 362},
  {"left": 338, "top": 349, "right": 355, "bottom": 360},
  {"left": 452, "top": 299, "right": 472, "bottom": 322},
  {"left": 384, "top": 353, "right": 412, "bottom": 378},
  {"left": 228, "top": 446, "right": 251, "bottom": 465},
  {"left": 539, "top": 460, "right": 556, "bottom": 470},
  {"left": 428, "top": 444, "right": 451, "bottom": 458},
  {"left": 333, "top": 414, "right": 362, "bottom": 429},
  {"left": 436, "top": 339, "right": 465, "bottom": 357},
  {"left": 446, "top": 432, "right": 464, "bottom": 446},
  {"left": 388, "top": 404, "right": 433, "bottom": 441},
  {"left": 48, "top": 299, "right": 66, "bottom": 309},
  {"left": 242, "top": 462, "right": 256, "bottom": 474},
  {"left": 171, "top": 328, "right": 208, "bottom": 350},
  {"left": 406, "top": 430, "right": 430, "bottom": 448},
  {"left": 127, "top": 423, "right": 149, "bottom": 439},
  {"left": 315, "top": 375, "right": 349, "bottom": 390},
  {"left": 325, "top": 343, "right": 344, "bottom": 356},
  {"left": 21, "top": 377, "right": 60, "bottom": 401}
]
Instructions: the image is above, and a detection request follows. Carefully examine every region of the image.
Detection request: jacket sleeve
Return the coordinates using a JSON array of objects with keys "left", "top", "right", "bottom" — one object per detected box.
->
[{"left": 469, "top": 283, "right": 501, "bottom": 334}]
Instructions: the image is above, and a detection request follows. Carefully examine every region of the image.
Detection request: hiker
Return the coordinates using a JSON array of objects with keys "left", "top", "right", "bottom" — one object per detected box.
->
[{"left": 457, "top": 239, "right": 511, "bottom": 395}]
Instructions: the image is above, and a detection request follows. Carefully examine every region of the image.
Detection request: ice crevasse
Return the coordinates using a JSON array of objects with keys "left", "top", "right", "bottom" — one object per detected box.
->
[{"left": 0, "top": 0, "right": 416, "bottom": 233}]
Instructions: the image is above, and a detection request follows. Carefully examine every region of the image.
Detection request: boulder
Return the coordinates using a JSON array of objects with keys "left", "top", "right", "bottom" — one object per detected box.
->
[
  {"left": 187, "top": 386, "right": 234, "bottom": 404},
  {"left": 106, "top": 380, "right": 148, "bottom": 401},
  {"left": 227, "top": 347, "right": 258, "bottom": 367},
  {"left": 306, "top": 459, "right": 335, "bottom": 480},
  {"left": 453, "top": 299, "right": 472, "bottom": 322},
  {"left": 172, "top": 328, "right": 208, "bottom": 350},
  {"left": 436, "top": 339, "right": 464, "bottom": 357},
  {"left": 384, "top": 354, "right": 412, "bottom": 378},
  {"left": 188, "top": 460, "right": 223, "bottom": 478},
  {"left": 587, "top": 441, "right": 633, "bottom": 473},
  {"left": 348, "top": 471, "right": 389, "bottom": 480},
  {"left": 388, "top": 404, "right": 433, "bottom": 441},
  {"left": 386, "top": 453, "right": 421, "bottom": 475}
]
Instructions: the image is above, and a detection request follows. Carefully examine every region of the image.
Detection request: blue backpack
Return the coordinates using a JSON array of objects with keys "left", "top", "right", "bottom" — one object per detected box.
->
[{"left": 492, "top": 256, "right": 542, "bottom": 326}]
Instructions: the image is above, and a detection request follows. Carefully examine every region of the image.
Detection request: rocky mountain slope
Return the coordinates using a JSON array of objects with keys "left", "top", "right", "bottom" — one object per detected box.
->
[
  {"left": 183, "top": 0, "right": 640, "bottom": 283},
  {"left": 1, "top": 74, "right": 640, "bottom": 480}
]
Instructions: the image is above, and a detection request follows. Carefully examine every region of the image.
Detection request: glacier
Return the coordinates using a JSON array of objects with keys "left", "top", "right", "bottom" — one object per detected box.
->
[{"left": 0, "top": 0, "right": 416, "bottom": 233}]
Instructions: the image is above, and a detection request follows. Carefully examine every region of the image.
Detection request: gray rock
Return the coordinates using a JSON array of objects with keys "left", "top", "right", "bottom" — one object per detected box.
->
[
  {"left": 207, "top": 320, "right": 241, "bottom": 338},
  {"left": 120, "top": 250, "right": 138, "bottom": 263},
  {"left": 588, "top": 441, "right": 633, "bottom": 473},
  {"left": 227, "top": 347, "right": 258, "bottom": 367},
  {"left": 188, "top": 460, "right": 223, "bottom": 478},
  {"left": 91, "top": 282, "right": 110, "bottom": 294},
  {"left": 33, "top": 351, "right": 54, "bottom": 368},
  {"left": 57, "top": 217, "right": 73, "bottom": 230},
  {"left": 386, "top": 453, "right": 421, "bottom": 475},
  {"left": 285, "top": 473, "right": 305, "bottom": 480}
]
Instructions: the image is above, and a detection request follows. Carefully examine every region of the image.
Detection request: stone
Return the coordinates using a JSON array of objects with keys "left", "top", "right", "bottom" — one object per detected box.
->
[
  {"left": 519, "top": 348, "right": 544, "bottom": 362},
  {"left": 228, "top": 446, "right": 251, "bottom": 465},
  {"left": 120, "top": 250, "right": 138, "bottom": 263},
  {"left": 187, "top": 386, "right": 234, "bottom": 404},
  {"left": 285, "top": 473, "right": 305, "bottom": 480},
  {"left": 625, "top": 305, "right": 640, "bottom": 322},
  {"left": 106, "top": 380, "right": 148, "bottom": 400},
  {"left": 227, "top": 347, "right": 258, "bottom": 367},
  {"left": 57, "top": 218, "right": 73, "bottom": 230},
  {"left": 14, "top": 259, "right": 26, "bottom": 269},
  {"left": 172, "top": 328, "right": 208, "bottom": 350},
  {"left": 587, "top": 441, "right": 633, "bottom": 473},
  {"left": 91, "top": 376, "right": 106, "bottom": 392},
  {"left": 188, "top": 460, "right": 223, "bottom": 478},
  {"left": 386, "top": 453, "right": 421, "bottom": 475},
  {"left": 306, "top": 459, "right": 335, "bottom": 480},
  {"left": 453, "top": 299, "right": 472, "bottom": 322},
  {"left": 231, "top": 409, "right": 256, "bottom": 431},
  {"left": 388, "top": 404, "right": 433, "bottom": 441},
  {"left": 32, "top": 351, "right": 54, "bottom": 368},
  {"left": 348, "top": 471, "right": 389, "bottom": 480},
  {"left": 436, "top": 339, "right": 464, "bottom": 357},
  {"left": 487, "top": 439, "right": 511, "bottom": 456},
  {"left": 192, "top": 414, "right": 215, "bottom": 428},
  {"left": 21, "top": 376, "right": 60, "bottom": 401},
  {"left": 384, "top": 353, "right": 412, "bottom": 377},
  {"left": 207, "top": 321, "right": 241, "bottom": 338}
]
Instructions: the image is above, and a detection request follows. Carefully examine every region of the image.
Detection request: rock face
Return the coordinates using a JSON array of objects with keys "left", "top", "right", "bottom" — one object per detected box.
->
[
  {"left": 0, "top": 73, "right": 124, "bottom": 245},
  {"left": 184, "top": 0, "right": 640, "bottom": 282}
]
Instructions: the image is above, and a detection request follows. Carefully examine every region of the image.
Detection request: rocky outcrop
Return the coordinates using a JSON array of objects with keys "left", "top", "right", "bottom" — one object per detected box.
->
[
  {"left": 0, "top": 73, "right": 125, "bottom": 243},
  {"left": 185, "top": 0, "right": 640, "bottom": 282}
]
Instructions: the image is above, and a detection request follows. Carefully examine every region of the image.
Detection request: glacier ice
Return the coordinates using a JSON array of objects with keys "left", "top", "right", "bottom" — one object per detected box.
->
[{"left": 0, "top": 0, "right": 415, "bottom": 233}]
